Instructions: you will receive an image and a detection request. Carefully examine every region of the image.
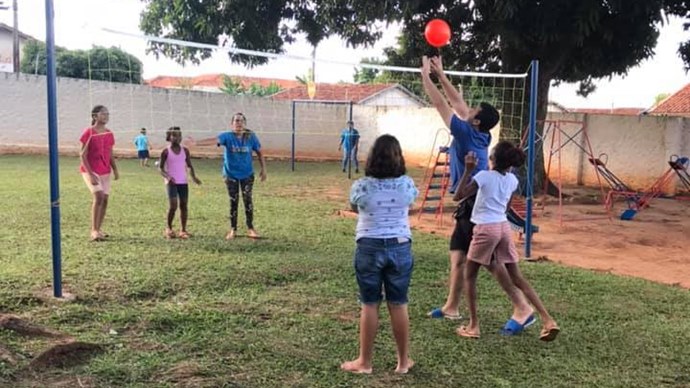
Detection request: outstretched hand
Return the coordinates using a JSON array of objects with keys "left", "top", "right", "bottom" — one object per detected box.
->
[{"left": 430, "top": 56, "right": 444, "bottom": 75}]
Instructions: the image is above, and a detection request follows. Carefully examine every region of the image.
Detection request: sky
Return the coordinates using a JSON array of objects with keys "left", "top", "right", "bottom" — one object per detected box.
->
[{"left": 2, "top": 0, "right": 689, "bottom": 109}]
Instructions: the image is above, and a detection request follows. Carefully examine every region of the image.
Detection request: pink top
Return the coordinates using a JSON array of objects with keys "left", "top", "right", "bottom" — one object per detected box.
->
[
  {"left": 79, "top": 127, "right": 115, "bottom": 175},
  {"left": 164, "top": 146, "right": 188, "bottom": 184}
]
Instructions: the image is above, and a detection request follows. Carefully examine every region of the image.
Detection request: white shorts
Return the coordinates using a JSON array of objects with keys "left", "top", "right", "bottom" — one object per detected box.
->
[{"left": 82, "top": 173, "right": 112, "bottom": 195}]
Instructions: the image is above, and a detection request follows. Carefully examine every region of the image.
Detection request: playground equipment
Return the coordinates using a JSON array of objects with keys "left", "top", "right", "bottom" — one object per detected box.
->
[
  {"left": 608, "top": 155, "right": 690, "bottom": 220},
  {"left": 418, "top": 130, "right": 452, "bottom": 227},
  {"left": 542, "top": 119, "right": 611, "bottom": 225}
]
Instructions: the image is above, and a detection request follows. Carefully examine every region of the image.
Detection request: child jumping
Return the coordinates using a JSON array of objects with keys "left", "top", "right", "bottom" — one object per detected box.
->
[
  {"left": 159, "top": 127, "right": 202, "bottom": 239},
  {"left": 456, "top": 141, "right": 560, "bottom": 341},
  {"left": 341, "top": 134, "right": 418, "bottom": 375}
]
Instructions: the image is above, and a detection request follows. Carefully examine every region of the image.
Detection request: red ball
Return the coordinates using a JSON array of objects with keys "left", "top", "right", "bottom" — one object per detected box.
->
[{"left": 424, "top": 19, "right": 451, "bottom": 48}]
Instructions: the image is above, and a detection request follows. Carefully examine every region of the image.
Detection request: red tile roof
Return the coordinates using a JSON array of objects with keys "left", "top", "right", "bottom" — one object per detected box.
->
[
  {"left": 269, "top": 83, "right": 400, "bottom": 102},
  {"left": 145, "top": 74, "right": 301, "bottom": 90},
  {"left": 568, "top": 108, "right": 645, "bottom": 116},
  {"left": 650, "top": 83, "right": 690, "bottom": 117}
]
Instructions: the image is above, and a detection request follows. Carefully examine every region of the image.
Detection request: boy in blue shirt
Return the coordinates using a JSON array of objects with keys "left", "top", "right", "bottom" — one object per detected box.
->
[
  {"left": 217, "top": 113, "right": 267, "bottom": 240},
  {"left": 339, "top": 120, "right": 360, "bottom": 174},
  {"left": 133, "top": 128, "right": 150, "bottom": 167},
  {"left": 421, "top": 56, "right": 534, "bottom": 335}
]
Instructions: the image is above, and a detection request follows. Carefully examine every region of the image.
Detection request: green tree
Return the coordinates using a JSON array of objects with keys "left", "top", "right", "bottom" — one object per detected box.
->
[
  {"left": 140, "top": 0, "right": 690, "bottom": 189},
  {"left": 654, "top": 92, "right": 671, "bottom": 106},
  {"left": 20, "top": 41, "right": 143, "bottom": 83},
  {"left": 219, "top": 75, "right": 283, "bottom": 96}
]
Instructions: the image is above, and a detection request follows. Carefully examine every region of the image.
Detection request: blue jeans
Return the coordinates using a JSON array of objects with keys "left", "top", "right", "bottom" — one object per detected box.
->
[
  {"left": 354, "top": 237, "right": 413, "bottom": 305},
  {"left": 342, "top": 148, "right": 359, "bottom": 171}
]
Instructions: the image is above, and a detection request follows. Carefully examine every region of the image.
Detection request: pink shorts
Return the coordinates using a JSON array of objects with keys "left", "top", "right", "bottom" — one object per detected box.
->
[
  {"left": 82, "top": 173, "right": 112, "bottom": 195},
  {"left": 467, "top": 222, "right": 519, "bottom": 266}
]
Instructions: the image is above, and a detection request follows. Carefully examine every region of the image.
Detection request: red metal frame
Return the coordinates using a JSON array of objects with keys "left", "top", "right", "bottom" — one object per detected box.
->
[
  {"left": 418, "top": 129, "right": 452, "bottom": 227},
  {"left": 542, "top": 119, "right": 611, "bottom": 225}
]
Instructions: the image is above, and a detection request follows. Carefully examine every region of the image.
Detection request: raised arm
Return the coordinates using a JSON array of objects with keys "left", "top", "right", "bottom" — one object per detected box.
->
[
  {"left": 421, "top": 56, "right": 455, "bottom": 128},
  {"left": 430, "top": 56, "right": 470, "bottom": 119}
]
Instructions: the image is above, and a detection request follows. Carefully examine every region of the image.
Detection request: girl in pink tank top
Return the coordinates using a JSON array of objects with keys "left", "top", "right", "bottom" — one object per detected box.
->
[{"left": 159, "top": 127, "right": 202, "bottom": 239}]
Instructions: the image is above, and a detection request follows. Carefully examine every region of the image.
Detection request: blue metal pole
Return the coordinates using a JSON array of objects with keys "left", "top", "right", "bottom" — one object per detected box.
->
[
  {"left": 525, "top": 60, "right": 539, "bottom": 259},
  {"left": 45, "top": 0, "right": 62, "bottom": 297},
  {"left": 291, "top": 100, "right": 296, "bottom": 171}
]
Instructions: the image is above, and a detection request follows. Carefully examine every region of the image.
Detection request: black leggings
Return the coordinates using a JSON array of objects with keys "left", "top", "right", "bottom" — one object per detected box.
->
[{"left": 225, "top": 175, "right": 255, "bottom": 230}]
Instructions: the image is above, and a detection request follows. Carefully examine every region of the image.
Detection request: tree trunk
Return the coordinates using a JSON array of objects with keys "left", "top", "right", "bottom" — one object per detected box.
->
[{"left": 500, "top": 70, "right": 559, "bottom": 197}]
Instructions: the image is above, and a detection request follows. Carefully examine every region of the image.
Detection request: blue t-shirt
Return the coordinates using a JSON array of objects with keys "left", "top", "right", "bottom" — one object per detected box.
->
[
  {"left": 217, "top": 131, "right": 261, "bottom": 180},
  {"left": 340, "top": 128, "right": 360, "bottom": 151},
  {"left": 350, "top": 175, "right": 418, "bottom": 241},
  {"left": 133, "top": 134, "right": 149, "bottom": 151},
  {"left": 449, "top": 115, "right": 491, "bottom": 191}
]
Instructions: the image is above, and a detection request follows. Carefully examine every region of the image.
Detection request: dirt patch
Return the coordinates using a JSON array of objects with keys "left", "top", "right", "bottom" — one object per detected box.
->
[
  {"left": 0, "top": 314, "right": 69, "bottom": 339},
  {"left": 336, "top": 185, "right": 690, "bottom": 289},
  {"left": 410, "top": 191, "right": 690, "bottom": 289},
  {"left": 27, "top": 341, "right": 104, "bottom": 371},
  {"left": 154, "top": 361, "right": 216, "bottom": 387}
]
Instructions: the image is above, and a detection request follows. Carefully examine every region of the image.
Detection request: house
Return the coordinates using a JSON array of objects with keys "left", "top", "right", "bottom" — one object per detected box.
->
[
  {"left": 269, "top": 83, "right": 427, "bottom": 107},
  {"left": 145, "top": 74, "right": 302, "bottom": 93},
  {"left": 649, "top": 83, "right": 690, "bottom": 117},
  {"left": 0, "top": 22, "right": 37, "bottom": 72},
  {"left": 548, "top": 101, "right": 644, "bottom": 116}
]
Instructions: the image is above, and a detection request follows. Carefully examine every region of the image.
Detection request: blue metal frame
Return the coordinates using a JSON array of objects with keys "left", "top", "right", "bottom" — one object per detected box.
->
[
  {"left": 46, "top": 0, "right": 62, "bottom": 297},
  {"left": 525, "top": 60, "right": 539, "bottom": 258}
]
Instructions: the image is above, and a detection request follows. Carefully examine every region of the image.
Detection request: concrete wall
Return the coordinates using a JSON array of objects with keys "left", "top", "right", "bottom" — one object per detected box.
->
[
  {"left": 546, "top": 112, "right": 690, "bottom": 193},
  {"left": 1, "top": 74, "right": 689, "bottom": 193},
  {"left": 0, "top": 74, "right": 439, "bottom": 164}
]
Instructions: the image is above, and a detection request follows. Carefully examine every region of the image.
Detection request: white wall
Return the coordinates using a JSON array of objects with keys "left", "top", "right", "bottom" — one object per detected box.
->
[{"left": 1, "top": 74, "right": 689, "bottom": 193}]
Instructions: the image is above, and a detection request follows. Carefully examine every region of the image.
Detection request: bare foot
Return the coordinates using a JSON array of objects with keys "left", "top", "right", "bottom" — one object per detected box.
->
[
  {"left": 247, "top": 229, "right": 260, "bottom": 239},
  {"left": 225, "top": 230, "right": 236, "bottom": 240},
  {"left": 456, "top": 325, "right": 480, "bottom": 339},
  {"left": 340, "top": 359, "right": 372, "bottom": 374},
  {"left": 395, "top": 358, "right": 414, "bottom": 374}
]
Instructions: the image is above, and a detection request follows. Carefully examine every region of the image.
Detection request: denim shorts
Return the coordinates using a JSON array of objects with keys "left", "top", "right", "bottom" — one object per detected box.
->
[{"left": 354, "top": 237, "right": 413, "bottom": 305}]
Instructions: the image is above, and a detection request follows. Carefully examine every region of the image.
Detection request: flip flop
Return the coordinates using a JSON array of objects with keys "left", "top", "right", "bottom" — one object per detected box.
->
[
  {"left": 456, "top": 325, "right": 480, "bottom": 339},
  {"left": 500, "top": 314, "right": 535, "bottom": 336},
  {"left": 427, "top": 308, "right": 462, "bottom": 320},
  {"left": 539, "top": 326, "right": 560, "bottom": 342}
]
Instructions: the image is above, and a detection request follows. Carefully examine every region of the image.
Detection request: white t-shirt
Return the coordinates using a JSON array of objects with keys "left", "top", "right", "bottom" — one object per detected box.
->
[
  {"left": 350, "top": 175, "right": 418, "bottom": 241},
  {"left": 470, "top": 170, "right": 519, "bottom": 225}
]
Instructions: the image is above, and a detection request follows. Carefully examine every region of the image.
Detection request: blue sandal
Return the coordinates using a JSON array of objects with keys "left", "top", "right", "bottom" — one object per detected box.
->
[
  {"left": 427, "top": 308, "right": 462, "bottom": 320},
  {"left": 500, "top": 314, "right": 535, "bottom": 336}
]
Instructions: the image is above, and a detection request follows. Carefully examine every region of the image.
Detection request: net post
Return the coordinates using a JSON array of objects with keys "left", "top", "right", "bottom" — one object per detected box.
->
[
  {"left": 525, "top": 60, "right": 539, "bottom": 259},
  {"left": 45, "top": 0, "right": 62, "bottom": 298},
  {"left": 291, "top": 100, "right": 296, "bottom": 171}
]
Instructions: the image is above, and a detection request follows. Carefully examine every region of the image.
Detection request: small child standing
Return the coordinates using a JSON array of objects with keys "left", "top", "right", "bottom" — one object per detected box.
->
[
  {"left": 159, "top": 127, "right": 202, "bottom": 239},
  {"left": 341, "top": 134, "right": 418, "bottom": 375},
  {"left": 134, "top": 128, "right": 151, "bottom": 167},
  {"left": 456, "top": 141, "right": 560, "bottom": 341}
]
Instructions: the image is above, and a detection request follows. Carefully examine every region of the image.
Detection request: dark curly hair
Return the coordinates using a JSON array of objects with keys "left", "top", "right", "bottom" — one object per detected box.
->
[
  {"left": 166, "top": 126, "right": 182, "bottom": 142},
  {"left": 365, "top": 134, "right": 406, "bottom": 178},
  {"left": 492, "top": 141, "right": 525, "bottom": 171}
]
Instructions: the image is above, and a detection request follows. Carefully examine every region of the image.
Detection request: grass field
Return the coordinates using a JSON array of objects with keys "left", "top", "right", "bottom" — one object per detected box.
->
[{"left": 1, "top": 155, "right": 689, "bottom": 387}]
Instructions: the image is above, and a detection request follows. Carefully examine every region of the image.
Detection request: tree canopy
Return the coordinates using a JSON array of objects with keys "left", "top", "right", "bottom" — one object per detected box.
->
[
  {"left": 21, "top": 41, "right": 143, "bottom": 84},
  {"left": 140, "top": 0, "right": 690, "bottom": 188}
]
